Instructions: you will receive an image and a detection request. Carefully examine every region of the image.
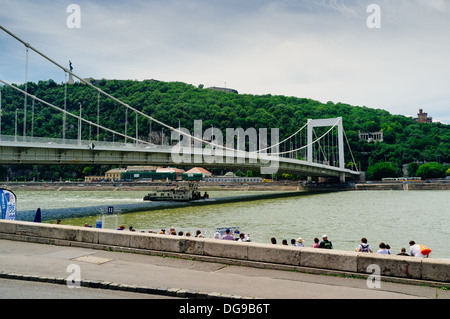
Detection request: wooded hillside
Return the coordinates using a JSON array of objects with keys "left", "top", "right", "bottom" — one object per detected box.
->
[{"left": 1, "top": 79, "right": 449, "bottom": 180}]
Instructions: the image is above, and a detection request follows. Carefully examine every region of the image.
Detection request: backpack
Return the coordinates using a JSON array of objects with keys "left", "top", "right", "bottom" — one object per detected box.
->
[
  {"left": 419, "top": 245, "right": 431, "bottom": 255},
  {"left": 360, "top": 244, "right": 370, "bottom": 252},
  {"left": 323, "top": 241, "right": 332, "bottom": 249}
]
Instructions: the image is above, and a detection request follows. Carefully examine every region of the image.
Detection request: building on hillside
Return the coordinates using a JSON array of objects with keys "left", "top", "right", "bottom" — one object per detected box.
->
[
  {"left": 414, "top": 109, "right": 432, "bottom": 123},
  {"left": 358, "top": 130, "right": 384, "bottom": 142},
  {"left": 207, "top": 86, "right": 238, "bottom": 94}
]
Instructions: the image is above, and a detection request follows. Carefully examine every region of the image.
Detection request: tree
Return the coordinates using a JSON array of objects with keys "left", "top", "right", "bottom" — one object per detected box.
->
[
  {"left": 406, "top": 162, "right": 419, "bottom": 177},
  {"left": 416, "top": 162, "right": 446, "bottom": 179},
  {"left": 366, "top": 162, "right": 401, "bottom": 180}
]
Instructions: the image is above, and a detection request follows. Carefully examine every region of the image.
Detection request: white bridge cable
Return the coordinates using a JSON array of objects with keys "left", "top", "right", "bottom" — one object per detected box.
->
[
  {"left": 343, "top": 128, "right": 359, "bottom": 172},
  {"left": 270, "top": 119, "right": 340, "bottom": 156},
  {"left": 255, "top": 121, "right": 308, "bottom": 153},
  {"left": 0, "top": 25, "right": 338, "bottom": 158},
  {"left": 0, "top": 79, "right": 147, "bottom": 145}
]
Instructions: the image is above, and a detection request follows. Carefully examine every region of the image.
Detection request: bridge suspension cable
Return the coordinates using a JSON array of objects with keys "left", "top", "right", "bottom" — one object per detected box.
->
[
  {"left": 0, "top": 78, "right": 146, "bottom": 145},
  {"left": 0, "top": 25, "right": 353, "bottom": 165},
  {"left": 270, "top": 119, "right": 339, "bottom": 156}
]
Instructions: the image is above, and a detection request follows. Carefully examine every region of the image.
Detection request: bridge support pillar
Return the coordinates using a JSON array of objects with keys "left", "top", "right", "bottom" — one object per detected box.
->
[{"left": 340, "top": 172, "right": 345, "bottom": 183}]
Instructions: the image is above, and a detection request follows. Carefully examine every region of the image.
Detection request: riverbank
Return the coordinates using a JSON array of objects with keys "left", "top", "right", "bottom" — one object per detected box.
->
[
  {"left": 9, "top": 188, "right": 450, "bottom": 260},
  {"left": 354, "top": 181, "right": 450, "bottom": 190},
  {"left": 2, "top": 180, "right": 449, "bottom": 192},
  {"left": 2, "top": 181, "right": 299, "bottom": 192}
]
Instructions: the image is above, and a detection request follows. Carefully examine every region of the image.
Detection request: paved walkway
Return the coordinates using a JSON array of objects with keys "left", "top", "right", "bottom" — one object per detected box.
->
[{"left": 0, "top": 239, "right": 448, "bottom": 300}]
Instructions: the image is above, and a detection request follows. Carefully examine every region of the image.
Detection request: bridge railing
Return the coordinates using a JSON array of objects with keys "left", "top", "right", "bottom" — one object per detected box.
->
[{"left": 0, "top": 134, "right": 173, "bottom": 151}]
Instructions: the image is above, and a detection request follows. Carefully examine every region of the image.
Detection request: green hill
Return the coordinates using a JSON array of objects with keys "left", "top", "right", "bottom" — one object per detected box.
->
[{"left": 1, "top": 79, "right": 449, "bottom": 181}]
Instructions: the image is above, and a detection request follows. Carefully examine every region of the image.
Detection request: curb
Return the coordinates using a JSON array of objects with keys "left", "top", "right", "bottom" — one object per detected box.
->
[{"left": 0, "top": 271, "right": 257, "bottom": 299}]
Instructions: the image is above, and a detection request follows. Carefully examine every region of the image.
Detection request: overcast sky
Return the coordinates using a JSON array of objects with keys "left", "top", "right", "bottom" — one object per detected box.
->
[{"left": 1, "top": 0, "right": 449, "bottom": 124}]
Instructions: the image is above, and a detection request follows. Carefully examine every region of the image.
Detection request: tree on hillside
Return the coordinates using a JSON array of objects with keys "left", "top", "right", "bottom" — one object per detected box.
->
[
  {"left": 1, "top": 79, "right": 450, "bottom": 180},
  {"left": 406, "top": 162, "right": 420, "bottom": 177},
  {"left": 366, "top": 162, "right": 402, "bottom": 180},
  {"left": 416, "top": 162, "right": 446, "bottom": 179}
]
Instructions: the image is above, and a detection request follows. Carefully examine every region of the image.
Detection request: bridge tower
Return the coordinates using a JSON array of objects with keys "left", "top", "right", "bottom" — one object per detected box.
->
[{"left": 307, "top": 117, "right": 345, "bottom": 183}]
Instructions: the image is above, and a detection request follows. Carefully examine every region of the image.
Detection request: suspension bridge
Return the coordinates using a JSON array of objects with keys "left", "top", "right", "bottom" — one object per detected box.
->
[{"left": 0, "top": 25, "right": 360, "bottom": 182}]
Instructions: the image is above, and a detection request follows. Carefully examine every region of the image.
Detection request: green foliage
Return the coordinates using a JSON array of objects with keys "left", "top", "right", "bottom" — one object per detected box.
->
[
  {"left": 1, "top": 79, "right": 449, "bottom": 180},
  {"left": 406, "top": 162, "right": 420, "bottom": 177},
  {"left": 416, "top": 162, "right": 446, "bottom": 179},
  {"left": 367, "top": 162, "right": 402, "bottom": 180}
]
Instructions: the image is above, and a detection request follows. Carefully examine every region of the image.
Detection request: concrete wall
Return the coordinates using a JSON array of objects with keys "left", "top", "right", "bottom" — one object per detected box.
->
[{"left": 1, "top": 220, "right": 449, "bottom": 285}]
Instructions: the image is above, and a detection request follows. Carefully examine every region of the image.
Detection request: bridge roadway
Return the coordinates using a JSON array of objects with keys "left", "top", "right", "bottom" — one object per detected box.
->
[
  {"left": 0, "top": 136, "right": 359, "bottom": 180},
  {"left": 0, "top": 239, "right": 447, "bottom": 301}
]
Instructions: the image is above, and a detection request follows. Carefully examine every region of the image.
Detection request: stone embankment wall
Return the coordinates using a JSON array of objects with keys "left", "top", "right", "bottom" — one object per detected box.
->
[
  {"left": 355, "top": 181, "right": 450, "bottom": 191},
  {"left": 0, "top": 220, "right": 448, "bottom": 286}
]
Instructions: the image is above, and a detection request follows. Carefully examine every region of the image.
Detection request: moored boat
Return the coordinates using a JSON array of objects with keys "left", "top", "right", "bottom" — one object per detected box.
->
[{"left": 143, "top": 182, "right": 209, "bottom": 201}]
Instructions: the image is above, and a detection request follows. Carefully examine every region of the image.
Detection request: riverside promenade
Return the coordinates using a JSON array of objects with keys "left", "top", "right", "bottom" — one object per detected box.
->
[
  {"left": 1, "top": 239, "right": 448, "bottom": 300},
  {"left": 0, "top": 221, "right": 449, "bottom": 300}
]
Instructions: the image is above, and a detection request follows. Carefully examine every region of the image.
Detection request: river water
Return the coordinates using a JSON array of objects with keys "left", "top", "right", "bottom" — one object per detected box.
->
[{"left": 13, "top": 189, "right": 450, "bottom": 259}]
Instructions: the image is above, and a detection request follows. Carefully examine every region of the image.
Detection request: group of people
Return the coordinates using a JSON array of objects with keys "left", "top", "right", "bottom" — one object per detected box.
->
[
  {"left": 114, "top": 224, "right": 432, "bottom": 258},
  {"left": 216, "top": 228, "right": 250, "bottom": 242},
  {"left": 154, "top": 226, "right": 202, "bottom": 237},
  {"left": 272, "top": 234, "right": 333, "bottom": 249},
  {"left": 356, "top": 238, "right": 431, "bottom": 257},
  {"left": 270, "top": 234, "right": 431, "bottom": 258}
]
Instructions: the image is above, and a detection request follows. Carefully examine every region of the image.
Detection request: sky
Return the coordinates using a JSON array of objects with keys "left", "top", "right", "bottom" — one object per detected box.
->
[{"left": 1, "top": 0, "right": 449, "bottom": 124}]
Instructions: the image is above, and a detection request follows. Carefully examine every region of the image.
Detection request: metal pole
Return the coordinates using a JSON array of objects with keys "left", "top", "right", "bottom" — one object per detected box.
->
[
  {"left": 149, "top": 121, "right": 152, "bottom": 144},
  {"left": 78, "top": 102, "right": 82, "bottom": 145},
  {"left": 23, "top": 47, "right": 29, "bottom": 137},
  {"left": 135, "top": 112, "right": 138, "bottom": 147},
  {"left": 307, "top": 119, "right": 312, "bottom": 163},
  {"left": 31, "top": 98, "right": 34, "bottom": 137},
  {"left": 125, "top": 108, "right": 127, "bottom": 143},
  {"left": 15, "top": 109, "right": 18, "bottom": 142},
  {"left": 97, "top": 92, "right": 100, "bottom": 141},
  {"left": 63, "top": 72, "right": 67, "bottom": 142}
]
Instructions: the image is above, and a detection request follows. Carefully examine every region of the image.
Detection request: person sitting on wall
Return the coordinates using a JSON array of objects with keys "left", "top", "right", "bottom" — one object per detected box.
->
[
  {"left": 319, "top": 234, "right": 333, "bottom": 249},
  {"left": 221, "top": 229, "right": 236, "bottom": 240}
]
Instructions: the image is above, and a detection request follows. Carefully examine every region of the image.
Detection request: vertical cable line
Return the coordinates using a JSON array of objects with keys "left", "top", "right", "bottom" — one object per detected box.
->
[{"left": 23, "top": 46, "right": 29, "bottom": 137}]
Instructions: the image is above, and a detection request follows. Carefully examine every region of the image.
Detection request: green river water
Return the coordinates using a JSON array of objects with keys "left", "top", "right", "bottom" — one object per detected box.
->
[{"left": 13, "top": 189, "right": 450, "bottom": 259}]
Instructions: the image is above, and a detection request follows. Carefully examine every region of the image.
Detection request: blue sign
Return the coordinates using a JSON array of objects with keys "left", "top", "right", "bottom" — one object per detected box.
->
[{"left": 0, "top": 189, "right": 17, "bottom": 220}]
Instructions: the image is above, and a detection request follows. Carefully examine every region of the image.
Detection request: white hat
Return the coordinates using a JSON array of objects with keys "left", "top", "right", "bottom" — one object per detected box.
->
[{"left": 322, "top": 234, "right": 328, "bottom": 238}]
